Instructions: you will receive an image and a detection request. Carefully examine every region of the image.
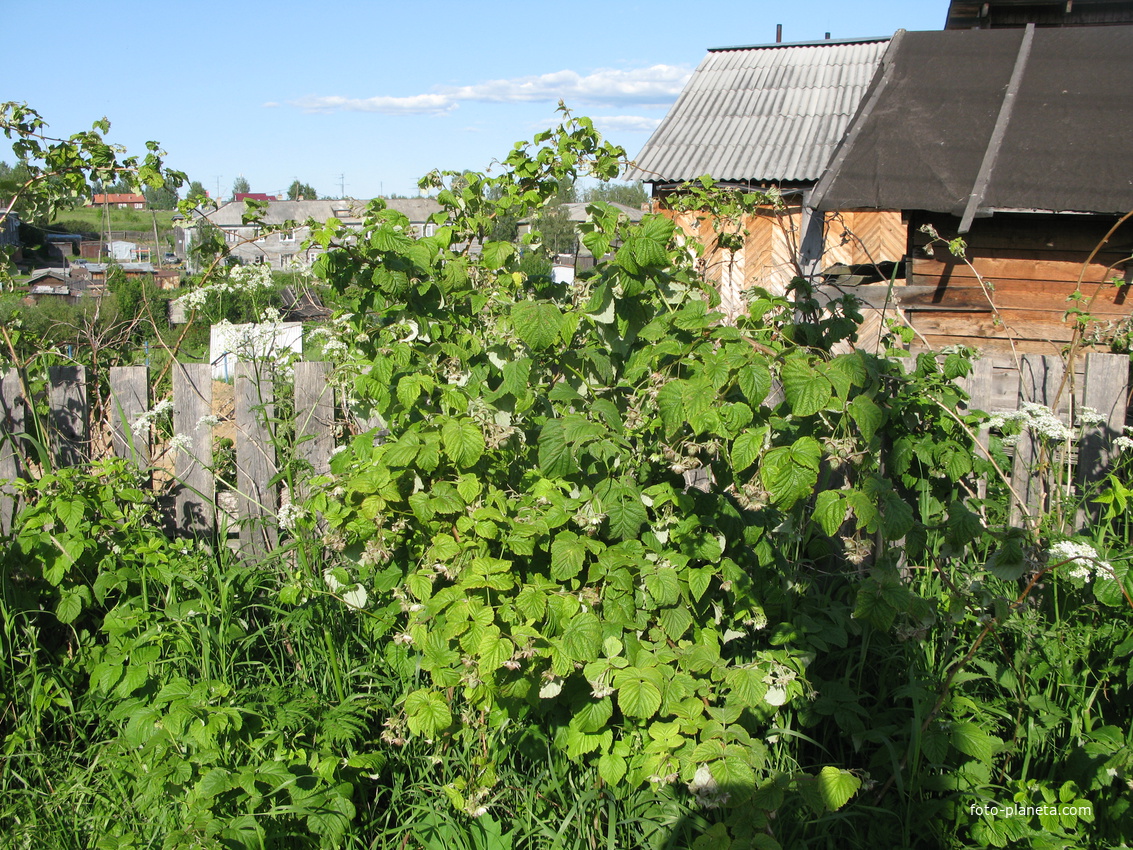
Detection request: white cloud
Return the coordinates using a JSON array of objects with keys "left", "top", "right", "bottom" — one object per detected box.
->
[
  {"left": 290, "top": 93, "right": 456, "bottom": 116},
  {"left": 592, "top": 115, "right": 663, "bottom": 133},
  {"left": 288, "top": 64, "right": 691, "bottom": 116}
]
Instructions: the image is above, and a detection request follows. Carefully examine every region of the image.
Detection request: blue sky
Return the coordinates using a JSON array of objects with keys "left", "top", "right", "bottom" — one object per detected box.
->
[{"left": 8, "top": 1, "right": 945, "bottom": 200}]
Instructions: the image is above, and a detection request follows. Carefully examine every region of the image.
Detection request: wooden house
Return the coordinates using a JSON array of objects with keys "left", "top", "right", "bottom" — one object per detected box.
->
[
  {"left": 626, "top": 37, "right": 907, "bottom": 316},
  {"left": 810, "top": 24, "right": 1133, "bottom": 356},
  {"left": 90, "top": 193, "right": 147, "bottom": 209},
  {"left": 945, "top": 0, "right": 1133, "bottom": 29}
]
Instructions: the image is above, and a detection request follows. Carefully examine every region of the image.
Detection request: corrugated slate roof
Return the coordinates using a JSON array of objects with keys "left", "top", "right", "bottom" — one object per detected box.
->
[
  {"left": 811, "top": 26, "right": 1133, "bottom": 223},
  {"left": 626, "top": 38, "right": 890, "bottom": 185}
]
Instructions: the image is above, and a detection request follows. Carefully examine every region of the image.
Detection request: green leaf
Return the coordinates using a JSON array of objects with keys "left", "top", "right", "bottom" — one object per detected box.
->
[
  {"left": 600, "top": 479, "right": 648, "bottom": 541},
  {"left": 551, "top": 532, "right": 588, "bottom": 580},
  {"left": 813, "top": 490, "right": 847, "bottom": 537},
  {"left": 56, "top": 586, "right": 89, "bottom": 624},
  {"left": 817, "top": 766, "right": 861, "bottom": 811},
  {"left": 481, "top": 240, "right": 515, "bottom": 269},
  {"left": 598, "top": 752, "right": 627, "bottom": 785},
  {"left": 442, "top": 418, "right": 485, "bottom": 468},
  {"left": 848, "top": 395, "right": 884, "bottom": 442},
  {"left": 731, "top": 429, "right": 763, "bottom": 472},
  {"left": 538, "top": 419, "right": 577, "bottom": 478},
  {"left": 616, "top": 674, "right": 663, "bottom": 719},
  {"left": 780, "top": 356, "right": 833, "bottom": 417},
  {"left": 951, "top": 721, "right": 1000, "bottom": 761},
  {"left": 562, "top": 612, "right": 603, "bottom": 662},
  {"left": 195, "top": 767, "right": 232, "bottom": 799},
  {"left": 738, "top": 364, "right": 772, "bottom": 408},
  {"left": 1095, "top": 561, "right": 1131, "bottom": 607},
  {"left": 512, "top": 301, "right": 564, "bottom": 351},
  {"left": 760, "top": 437, "right": 821, "bottom": 509},
  {"left": 405, "top": 689, "right": 453, "bottom": 738},
  {"left": 644, "top": 567, "right": 681, "bottom": 606},
  {"left": 657, "top": 378, "right": 714, "bottom": 439}
]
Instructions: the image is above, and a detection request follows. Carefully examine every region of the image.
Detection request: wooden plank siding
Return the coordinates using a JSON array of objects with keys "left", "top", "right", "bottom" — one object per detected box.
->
[
  {"left": 660, "top": 203, "right": 906, "bottom": 305},
  {"left": 900, "top": 212, "right": 1133, "bottom": 353}
]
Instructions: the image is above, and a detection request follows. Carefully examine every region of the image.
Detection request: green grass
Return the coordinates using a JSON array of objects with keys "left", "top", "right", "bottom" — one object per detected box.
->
[{"left": 48, "top": 205, "right": 178, "bottom": 237}]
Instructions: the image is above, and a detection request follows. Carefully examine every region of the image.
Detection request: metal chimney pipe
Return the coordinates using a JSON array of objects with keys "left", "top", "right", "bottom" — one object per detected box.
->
[{"left": 776, "top": 24, "right": 783, "bottom": 43}]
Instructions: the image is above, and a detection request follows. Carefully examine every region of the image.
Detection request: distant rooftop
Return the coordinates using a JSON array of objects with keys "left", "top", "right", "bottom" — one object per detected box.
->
[{"left": 626, "top": 37, "right": 890, "bottom": 186}]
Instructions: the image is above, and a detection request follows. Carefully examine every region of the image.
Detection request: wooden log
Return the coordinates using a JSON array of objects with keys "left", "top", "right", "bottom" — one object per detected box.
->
[
  {"left": 108, "top": 366, "right": 150, "bottom": 470},
  {"left": 172, "top": 362, "right": 214, "bottom": 537},
  {"left": 0, "top": 369, "right": 25, "bottom": 535},
  {"left": 1076, "top": 353, "right": 1131, "bottom": 528},
  {"left": 48, "top": 365, "right": 88, "bottom": 468},
  {"left": 294, "top": 361, "right": 334, "bottom": 499},
  {"left": 235, "top": 362, "right": 278, "bottom": 557}
]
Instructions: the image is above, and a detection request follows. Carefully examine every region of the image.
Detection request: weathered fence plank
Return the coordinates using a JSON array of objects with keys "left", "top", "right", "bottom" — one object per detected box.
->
[
  {"left": 48, "top": 365, "right": 88, "bottom": 468},
  {"left": 172, "top": 362, "right": 214, "bottom": 536},
  {"left": 294, "top": 361, "right": 334, "bottom": 497},
  {"left": 0, "top": 369, "right": 25, "bottom": 535},
  {"left": 235, "top": 362, "right": 278, "bottom": 556},
  {"left": 108, "top": 366, "right": 150, "bottom": 469},
  {"left": 960, "top": 357, "right": 997, "bottom": 501},
  {"left": 1010, "top": 354, "right": 1066, "bottom": 523},
  {"left": 1076, "top": 352, "right": 1130, "bottom": 527}
]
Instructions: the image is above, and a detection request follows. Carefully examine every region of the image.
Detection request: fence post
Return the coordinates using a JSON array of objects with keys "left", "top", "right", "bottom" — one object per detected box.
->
[
  {"left": 959, "top": 357, "right": 996, "bottom": 501},
  {"left": 294, "top": 361, "right": 334, "bottom": 499},
  {"left": 48, "top": 365, "right": 88, "bottom": 468},
  {"left": 172, "top": 362, "right": 214, "bottom": 536},
  {"left": 1010, "top": 354, "right": 1065, "bottom": 524},
  {"left": 108, "top": 366, "right": 150, "bottom": 471},
  {"left": 0, "top": 369, "right": 25, "bottom": 535},
  {"left": 235, "top": 361, "right": 278, "bottom": 557},
  {"left": 1076, "top": 352, "right": 1130, "bottom": 528}
]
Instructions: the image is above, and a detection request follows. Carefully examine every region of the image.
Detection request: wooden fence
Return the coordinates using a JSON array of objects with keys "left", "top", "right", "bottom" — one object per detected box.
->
[{"left": 0, "top": 353, "right": 1129, "bottom": 554}]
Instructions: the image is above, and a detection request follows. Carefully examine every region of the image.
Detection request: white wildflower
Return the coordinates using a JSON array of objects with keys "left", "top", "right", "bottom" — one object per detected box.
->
[
  {"left": 330, "top": 445, "right": 348, "bottom": 457},
  {"left": 167, "top": 434, "right": 193, "bottom": 454},
  {"left": 1114, "top": 436, "right": 1133, "bottom": 453},
  {"left": 1047, "top": 540, "right": 1111, "bottom": 582},
  {"left": 277, "top": 502, "right": 306, "bottom": 531},
  {"left": 195, "top": 414, "right": 221, "bottom": 430},
  {"left": 1075, "top": 407, "right": 1107, "bottom": 428}
]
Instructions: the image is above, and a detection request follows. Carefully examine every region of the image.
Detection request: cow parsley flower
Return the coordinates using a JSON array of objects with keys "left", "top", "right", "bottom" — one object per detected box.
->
[{"left": 1047, "top": 540, "right": 1110, "bottom": 582}]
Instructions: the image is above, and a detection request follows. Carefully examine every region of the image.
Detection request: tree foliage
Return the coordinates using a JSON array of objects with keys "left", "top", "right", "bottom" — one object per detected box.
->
[{"left": 288, "top": 179, "right": 318, "bottom": 201}]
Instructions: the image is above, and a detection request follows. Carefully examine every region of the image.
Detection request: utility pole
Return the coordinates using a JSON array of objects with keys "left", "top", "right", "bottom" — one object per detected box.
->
[{"left": 338, "top": 173, "right": 345, "bottom": 198}]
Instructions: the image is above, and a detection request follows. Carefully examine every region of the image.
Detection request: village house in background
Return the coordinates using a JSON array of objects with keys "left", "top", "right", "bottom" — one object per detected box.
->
[
  {"left": 183, "top": 198, "right": 443, "bottom": 271},
  {"left": 627, "top": 35, "right": 906, "bottom": 319},
  {"left": 89, "top": 193, "right": 147, "bottom": 209},
  {"left": 810, "top": 22, "right": 1133, "bottom": 356},
  {"left": 944, "top": 0, "right": 1133, "bottom": 28}
]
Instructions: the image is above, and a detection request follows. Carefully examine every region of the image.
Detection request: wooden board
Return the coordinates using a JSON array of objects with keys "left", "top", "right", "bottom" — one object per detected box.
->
[
  {"left": 108, "top": 366, "right": 150, "bottom": 469},
  {"left": 235, "top": 362, "right": 278, "bottom": 557},
  {"left": 294, "top": 361, "right": 334, "bottom": 498},
  {"left": 0, "top": 369, "right": 25, "bottom": 535},
  {"left": 48, "top": 365, "right": 88, "bottom": 468},
  {"left": 1077, "top": 352, "right": 1131, "bottom": 528},
  {"left": 172, "top": 362, "right": 214, "bottom": 536}
]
